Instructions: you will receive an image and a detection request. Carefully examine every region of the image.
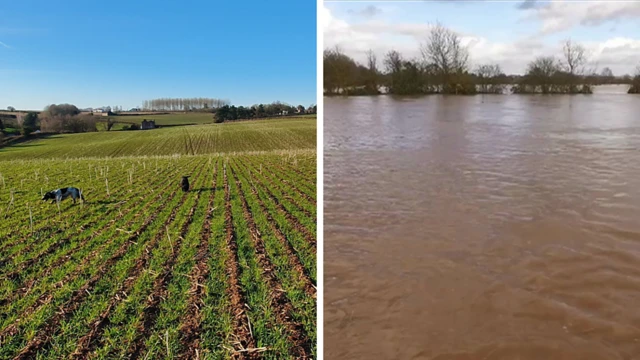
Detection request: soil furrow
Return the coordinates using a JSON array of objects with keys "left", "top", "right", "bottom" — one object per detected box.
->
[
  {"left": 69, "top": 162, "right": 207, "bottom": 359},
  {"left": 0, "top": 171, "right": 178, "bottom": 309},
  {"left": 177, "top": 163, "right": 218, "bottom": 359},
  {"left": 127, "top": 177, "right": 203, "bottom": 359},
  {"left": 222, "top": 163, "right": 256, "bottom": 359},
  {"left": 251, "top": 176, "right": 316, "bottom": 249},
  {"left": 245, "top": 163, "right": 315, "bottom": 222},
  {"left": 2, "top": 202, "right": 131, "bottom": 286},
  {"left": 0, "top": 209, "right": 75, "bottom": 254},
  {"left": 275, "top": 161, "right": 316, "bottom": 186},
  {"left": 11, "top": 188, "right": 182, "bottom": 360},
  {"left": 69, "top": 189, "right": 189, "bottom": 359},
  {"left": 247, "top": 158, "right": 316, "bottom": 206},
  {"left": 0, "top": 200, "right": 164, "bottom": 341},
  {"left": 231, "top": 167, "right": 312, "bottom": 359},
  {"left": 258, "top": 159, "right": 316, "bottom": 203},
  {"left": 243, "top": 176, "right": 316, "bottom": 292},
  {"left": 0, "top": 166, "right": 174, "bottom": 273},
  {"left": 239, "top": 160, "right": 315, "bottom": 229},
  {"left": 0, "top": 219, "right": 121, "bottom": 316},
  {"left": 0, "top": 170, "right": 135, "bottom": 258}
]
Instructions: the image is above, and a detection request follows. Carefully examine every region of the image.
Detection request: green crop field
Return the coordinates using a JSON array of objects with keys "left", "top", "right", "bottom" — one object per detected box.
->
[
  {"left": 0, "top": 119, "right": 317, "bottom": 359},
  {"left": 0, "top": 118, "right": 316, "bottom": 161},
  {"left": 108, "top": 113, "right": 315, "bottom": 126},
  {"left": 118, "top": 112, "right": 218, "bottom": 126}
]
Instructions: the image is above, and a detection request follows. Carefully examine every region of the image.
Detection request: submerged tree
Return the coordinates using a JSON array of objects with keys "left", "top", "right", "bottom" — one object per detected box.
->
[
  {"left": 320, "top": 24, "right": 630, "bottom": 96},
  {"left": 629, "top": 65, "right": 640, "bottom": 94},
  {"left": 475, "top": 64, "right": 505, "bottom": 94},
  {"left": 324, "top": 46, "right": 362, "bottom": 95},
  {"left": 384, "top": 50, "right": 404, "bottom": 93},
  {"left": 420, "top": 23, "right": 474, "bottom": 94},
  {"left": 363, "top": 49, "right": 380, "bottom": 94},
  {"left": 515, "top": 56, "right": 560, "bottom": 94},
  {"left": 561, "top": 39, "right": 591, "bottom": 93}
]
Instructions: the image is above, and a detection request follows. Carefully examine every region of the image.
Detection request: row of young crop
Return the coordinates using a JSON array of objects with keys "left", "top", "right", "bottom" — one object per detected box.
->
[
  {"left": 0, "top": 157, "right": 191, "bottom": 290},
  {"left": 0, "top": 161, "right": 186, "bottom": 308},
  {"left": 0, "top": 153, "right": 316, "bottom": 359},
  {"left": 0, "top": 157, "right": 182, "bottom": 247},
  {"left": 0, "top": 158, "right": 203, "bottom": 358},
  {"left": 245, "top": 154, "right": 316, "bottom": 207},
  {"left": 242, "top": 156, "right": 317, "bottom": 246},
  {"left": 230, "top": 159, "right": 317, "bottom": 355},
  {"left": 0, "top": 154, "right": 314, "bottom": 277},
  {"left": 0, "top": 119, "right": 316, "bottom": 161},
  {"left": 234, "top": 158, "right": 317, "bottom": 282},
  {"left": 0, "top": 160, "right": 181, "bottom": 277}
]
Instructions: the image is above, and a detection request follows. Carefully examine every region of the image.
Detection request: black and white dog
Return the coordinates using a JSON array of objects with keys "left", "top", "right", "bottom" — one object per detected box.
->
[{"left": 42, "top": 187, "right": 85, "bottom": 204}]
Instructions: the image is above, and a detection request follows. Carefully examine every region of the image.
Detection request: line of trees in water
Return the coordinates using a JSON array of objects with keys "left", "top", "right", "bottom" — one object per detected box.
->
[{"left": 324, "top": 24, "right": 640, "bottom": 96}]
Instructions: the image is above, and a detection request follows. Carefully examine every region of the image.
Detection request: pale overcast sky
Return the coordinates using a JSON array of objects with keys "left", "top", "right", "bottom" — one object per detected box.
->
[{"left": 323, "top": 0, "right": 640, "bottom": 75}]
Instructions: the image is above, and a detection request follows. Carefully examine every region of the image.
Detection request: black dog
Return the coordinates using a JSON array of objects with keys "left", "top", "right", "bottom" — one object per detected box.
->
[
  {"left": 42, "top": 187, "right": 85, "bottom": 204},
  {"left": 181, "top": 176, "right": 190, "bottom": 192}
]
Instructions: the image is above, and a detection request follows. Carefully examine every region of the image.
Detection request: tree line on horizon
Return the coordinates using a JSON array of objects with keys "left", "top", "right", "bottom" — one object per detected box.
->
[
  {"left": 213, "top": 102, "right": 317, "bottom": 123},
  {"left": 324, "top": 24, "right": 640, "bottom": 96},
  {"left": 0, "top": 104, "right": 95, "bottom": 137},
  {"left": 142, "top": 98, "right": 230, "bottom": 111},
  {"left": 1, "top": 100, "right": 317, "bottom": 137}
]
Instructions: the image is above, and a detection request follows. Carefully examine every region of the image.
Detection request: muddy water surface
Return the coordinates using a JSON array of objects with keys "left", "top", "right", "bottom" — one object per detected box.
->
[{"left": 324, "top": 88, "right": 640, "bottom": 359}]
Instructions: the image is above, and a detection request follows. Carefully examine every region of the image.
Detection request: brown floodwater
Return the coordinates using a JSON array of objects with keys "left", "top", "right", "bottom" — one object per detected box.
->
[{"left": 324, "top": 86, "right": 640, "bottom": 359}]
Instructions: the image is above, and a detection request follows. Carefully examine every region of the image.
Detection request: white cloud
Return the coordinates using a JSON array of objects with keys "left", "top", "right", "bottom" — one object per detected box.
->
[
  {"left": 348, "top": 5, "right": 382, "bottom": 18},
  {"left": 522, "top": 1, "right": 640, "bottom": 35},
  {"left": 323, "top": 5, "right": 640, "bottom": 75},
  {"left": 0, "top": 41, "right": 10, "bottom": 49}
]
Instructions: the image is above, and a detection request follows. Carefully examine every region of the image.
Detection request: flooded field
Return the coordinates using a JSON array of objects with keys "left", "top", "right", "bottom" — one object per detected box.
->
[{"left": 324, "top": 87, "right": 640, "bottom": 359}]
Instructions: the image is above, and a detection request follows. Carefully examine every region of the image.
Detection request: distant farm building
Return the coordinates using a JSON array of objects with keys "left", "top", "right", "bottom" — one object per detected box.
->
[
  {"left": 141, "top": 119, "right": 156, "bottom": 130},
  {"left": 93, "top": 109, "right": 114, "bottom": 116}
]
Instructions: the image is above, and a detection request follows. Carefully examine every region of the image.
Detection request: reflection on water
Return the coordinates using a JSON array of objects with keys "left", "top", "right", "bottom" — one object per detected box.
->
[{"left": 324, "top": 88, "right": 640, "bottom": 359}]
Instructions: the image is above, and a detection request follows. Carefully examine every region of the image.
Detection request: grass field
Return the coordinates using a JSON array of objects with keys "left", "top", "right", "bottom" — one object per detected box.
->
[
  {"left": 114, "top": 112, "right": 217, "bottom": 126},
  {"left": 107, "top": 113, "right": 318, "bottom": 126},
  {"left": 0, "top": 119, "right": 317, "bottom": 359},
  {"left": 0, "top": 118, "right": 316, "bottom": 160}
]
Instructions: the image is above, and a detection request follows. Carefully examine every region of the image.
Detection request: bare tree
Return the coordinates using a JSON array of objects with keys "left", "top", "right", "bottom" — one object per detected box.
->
[
  {"left": 517, "top": 56, "right": 560, "bottom": 94},
  {"left": 420, "top": 23, "right": 469, "bottom": 84},
  {"left": 365, "top": 49, "right": 379, "bottom": 93},
  {"left": 383, "top": 50, "right": 405, "bottom": 93},
  {"left": 630, "top": 65, "right": 640, "bottom": 93},
  {"left": 600, "top": 67, "right": 614, "bottom": 78},
  {"left": 562, "top": 39, "right": 587, "bottom": 76},
  {"left": 420, "top": 23, "right": 470, "bottom": 93},
  {"left": 475, "top": 64, "right": 504, "bottom": 93},
  {"left": 367, "top": 50, "right": 377, "bottom": 72},
  {"left": 323, "top": 46, "right": 360, "bottom": 93},
  {"left": 384, "top": 50, "right": 403, "bottom": 74}
]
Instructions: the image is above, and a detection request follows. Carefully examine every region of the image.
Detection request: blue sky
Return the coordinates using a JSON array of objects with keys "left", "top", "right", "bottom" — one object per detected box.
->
[
  {"left": 324, "top": 0, "right": 640, "bottom": 75},
  {"left": 0, "top": 0, "right": 316, "bottom": 111}
]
